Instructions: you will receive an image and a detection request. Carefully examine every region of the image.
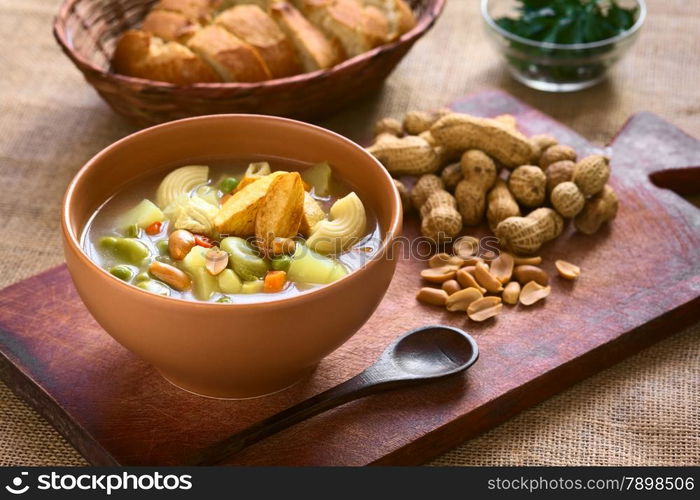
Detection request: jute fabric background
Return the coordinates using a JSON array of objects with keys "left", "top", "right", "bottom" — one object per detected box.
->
[{"left": 0, "top": 0, "right": 698, "bottom": 465}]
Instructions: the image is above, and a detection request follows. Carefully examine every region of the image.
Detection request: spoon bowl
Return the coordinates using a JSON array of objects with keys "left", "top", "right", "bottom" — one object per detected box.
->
[{"left": 386, "top": 325, "right": 479, "bottom": 379}]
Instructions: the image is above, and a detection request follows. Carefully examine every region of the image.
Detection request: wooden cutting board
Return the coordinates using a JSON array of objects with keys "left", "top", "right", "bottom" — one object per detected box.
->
[{"left": 1, "top": 91, "right": 698, "bottom": 466}]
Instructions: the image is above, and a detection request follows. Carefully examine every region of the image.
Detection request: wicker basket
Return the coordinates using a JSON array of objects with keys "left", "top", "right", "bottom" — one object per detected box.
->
[{"left": 54, "top": 0, "right": 446, "bottom": 127}]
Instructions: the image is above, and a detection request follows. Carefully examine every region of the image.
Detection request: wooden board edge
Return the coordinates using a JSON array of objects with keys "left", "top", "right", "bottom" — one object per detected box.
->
[
  {"left": 609, "top": 111, "right": 700, "bottom": 147},
  {"left": 369, "top": 295, "right": 700, "bottom": 466},
  {"left": 0, "top": 328, "right": 120, "bottom": 466}
]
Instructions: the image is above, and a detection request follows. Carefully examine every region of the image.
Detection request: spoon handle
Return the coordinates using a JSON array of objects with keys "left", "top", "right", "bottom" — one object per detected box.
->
[{"left": 193, "top": 368, "right": 394, "bottom": 465}]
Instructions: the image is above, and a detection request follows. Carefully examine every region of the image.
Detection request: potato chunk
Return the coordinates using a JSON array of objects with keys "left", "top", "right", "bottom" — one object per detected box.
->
[
  {"left": 299, "top": 192, "right": 326, "bottom": 237},
  {"left": 214, "top": 171, "right": 285, "bottom": 235},
  {"left": 255, "top": 172, "right": 304, "bottom": 253}
]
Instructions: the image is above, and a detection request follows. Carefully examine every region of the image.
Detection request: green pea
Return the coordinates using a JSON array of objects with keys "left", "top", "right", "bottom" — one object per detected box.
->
[
  {"left": 99, "top": 236, "right": 118, "bottom": 249},
  {"left": 113, "top": 238, "right": 150, "bottom": 265},
  {"left": 219, "top": 177, "right": 239, "bottom": 194},
  {"left": 123, "top": 224, "right": 141, "bottom": 238},
  {"left": 136, "top": 279, "right": 171, "bottom": 296},
  {"left": 220, "top": 237, "right": 268, "bottom": 281},
  {"left": 109, "top": 265, "right": 134, "bottom": 282},
  {"left": 216, "top": 296, "right": 233, "bottom": 303},
  {"left": 156, "top": 239, "right": 170, "bottom": 255},
  {"left": 270, "top": 255, "right": 292, "bottom": 271}
]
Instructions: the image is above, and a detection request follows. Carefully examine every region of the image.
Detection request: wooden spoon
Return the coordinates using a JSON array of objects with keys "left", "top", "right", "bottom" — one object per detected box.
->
[{"left": 193, "top": 325, "right": 479, "bottom": 465}]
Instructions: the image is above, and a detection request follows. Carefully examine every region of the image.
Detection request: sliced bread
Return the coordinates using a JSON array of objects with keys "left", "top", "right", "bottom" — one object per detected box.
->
[
  {"left": 269, "top": 1, "right": 342, "bottom": 72},
  {"left": 216, "top": 5, "right": 301, "bottom": 78},
  {"left": 113, "top": 29, "right": 222, "bottom": 84},
  {"left": 186, "top": 24, "right": 273, "bottom": 81}
]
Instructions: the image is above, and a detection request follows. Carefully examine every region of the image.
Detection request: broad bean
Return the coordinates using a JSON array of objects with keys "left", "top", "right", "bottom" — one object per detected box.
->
[
  {"left": 101, "top": 237, "right": 150, "bottom": 265},
  {"left": 136, "top": 279, "right": 170, "bottom": 296},
  {"left": 220, "top": 237, "right": 268, "bottom": 281},
  {"left": 109, "top": 265, "right": 134, "bottom": 282}
]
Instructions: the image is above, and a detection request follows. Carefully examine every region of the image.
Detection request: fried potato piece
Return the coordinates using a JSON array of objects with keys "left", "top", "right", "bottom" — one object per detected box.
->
[
  {"left": 299, "top": 192, "right": 326, "bottom": 237},
  {"left": 232, "top": 175, "right": 262, "bottom": 194},
  {"left": 214, "top": 171, "right": 286, "bottom": 235},
  {"left": 255, "top": 172, "right": 305, "bottom": 253}
]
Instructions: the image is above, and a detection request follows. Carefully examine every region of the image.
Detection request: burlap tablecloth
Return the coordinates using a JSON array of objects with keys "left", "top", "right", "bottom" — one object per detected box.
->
[{"left": 0, "top": 0, "right": 698, "bottom": 466}]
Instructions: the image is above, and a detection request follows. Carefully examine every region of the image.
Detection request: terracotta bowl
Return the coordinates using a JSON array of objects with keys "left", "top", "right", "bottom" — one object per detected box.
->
[{"left": 61, "top": 115, "right": 402, "bottom": 398}]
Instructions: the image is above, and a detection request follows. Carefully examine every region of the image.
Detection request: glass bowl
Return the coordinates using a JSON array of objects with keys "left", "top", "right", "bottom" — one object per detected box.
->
[{"left": 481, "top": 0, "right": 646, "bottom": 92}]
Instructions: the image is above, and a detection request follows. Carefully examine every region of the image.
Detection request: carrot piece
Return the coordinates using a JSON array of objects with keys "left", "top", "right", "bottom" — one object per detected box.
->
[
  {"left": 194, "top": 234, "right": 214, "bottom": 248},
  {"left": 145, "top": 221, "right": 162, "bottom": 235},
  {"left": 263, "top": 271, "right": 287, "bottom": 293}
]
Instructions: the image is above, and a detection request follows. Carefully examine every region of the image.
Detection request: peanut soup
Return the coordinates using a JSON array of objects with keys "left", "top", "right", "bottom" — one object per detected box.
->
[{"left": 82, "top": 158, "right": 380, "bottom": 303}]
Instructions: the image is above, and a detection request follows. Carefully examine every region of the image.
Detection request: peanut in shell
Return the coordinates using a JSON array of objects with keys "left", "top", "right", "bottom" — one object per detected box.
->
[
  {"left": 420, "top": 189, "right": 458, "bottom": 219},
  {"left": 574, "top": 184, "right": 619, "bottom": 235},
  {"left": 374, "top": 117, "right": 403, "bottom": 137},
  {"left": 441, "top": 163, "right": 463, "bottom": 190},
  {"left": 546, "top": 160, "right": 575, "bottom": 194},
  {"left": 487, "top": 179, "right": 520, "bottom": 231},
  {"left": 404, "top": 110, "right": 438, "bottom": 135},
  {"left": 460, "top": 150, "right": 497, "bottom": 190},
  {"left": 421, "top": 206, "right": 463, "bottom": 243},
  {"left": 430, "top": 113, "right": 534, "bottom": 168},
  {"left": 573, "top": 155, "right": 610, "bottom": 197},
  {"left": 508, "top": 165, "right": 547, "bottom": 207},
  {"left": 455, "top": 180, "right": 486, "bottom": 226},
  {"left": 411, "top": 174, "right": 444, "bottom": 209},
  {"left": 393, "top": 178, "right": 411, "bottom": 214},
  {"left": 530, "top": 134, "right": 558, "bottom": 162},
  {"left": 540, "top": 144, "right": 577, "bottom": 169},
  {"left": 367, "top": 135, "right": 440, "bottom": 176},
  {"left": 551, "top": 181, "right": 585, "bottom": 218}
]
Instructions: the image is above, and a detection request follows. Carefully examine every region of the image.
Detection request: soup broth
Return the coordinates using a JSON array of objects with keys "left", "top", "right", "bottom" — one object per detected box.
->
[{"left": 82, "top": 157, "right": 380, "bottom": 303}]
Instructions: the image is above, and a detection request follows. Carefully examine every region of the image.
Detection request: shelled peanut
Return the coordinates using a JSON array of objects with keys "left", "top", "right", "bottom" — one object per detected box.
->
[{"left": 415, "top": 244, "right": 581, "bottom": 322}]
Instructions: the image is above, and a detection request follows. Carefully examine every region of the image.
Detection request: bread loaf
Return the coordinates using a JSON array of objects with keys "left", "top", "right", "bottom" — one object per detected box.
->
[{"left": 111, "top": 0, "right": 416, "bottom": 84}]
